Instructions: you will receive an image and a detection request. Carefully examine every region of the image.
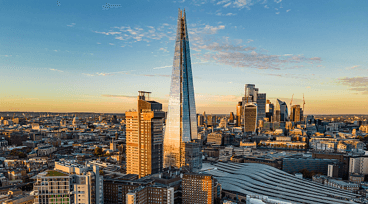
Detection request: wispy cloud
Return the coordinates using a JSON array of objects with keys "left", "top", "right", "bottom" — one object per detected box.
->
[
  {"left": 194, "top": 39, "right": 322, "bottom": 70},
  {"left": 109, "top": 43, "right": 115, "bottom": 45},
  {"left": 101, "top": 94, "right": 136, "bottom": 98},
  {"left": 337, "top": 77, "right": 368, "bottom": 94},
  {"left": 67, "top": 23, "right": 76, "bottom": 27},
  {"left": 345, "top": 65, "right": 360, "bottom": 70},
  {"left": 83, "top": 71, "right": 129, "bottom": 77},
  {"left": 49, "top": 68, "right": 64, "bottom": 73},
  {"left": 195, "top": 93, "right": 241, "bottom": 102},
  {"left": 153, "top": 65, "right": 172, "bottom": 70},
  {"left": 216, "top": 12, "right": 237, "bottom": 16},
  {"left": 0, "top": 55, "right": 12, "bottom": 57},
  {"left": 159, "top": 47, "right": 168, "bottom": 52}
]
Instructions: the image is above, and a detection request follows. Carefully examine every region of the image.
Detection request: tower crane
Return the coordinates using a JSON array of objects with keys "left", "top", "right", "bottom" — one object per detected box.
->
[{"left": 303, "top": 94, "right": 306, "bottom": 113}]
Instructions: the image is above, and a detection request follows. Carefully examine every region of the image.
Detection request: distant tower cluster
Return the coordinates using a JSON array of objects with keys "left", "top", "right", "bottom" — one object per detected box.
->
[{"left": 236, "top": 84, "right": 266, "bottom": 133}]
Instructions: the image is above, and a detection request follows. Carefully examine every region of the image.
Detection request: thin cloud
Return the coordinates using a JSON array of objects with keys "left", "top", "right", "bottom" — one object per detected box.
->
[
  {"left": 83, "top": 71, "right": 128, "bottom": 77},
  {"left": 49, "top": 68, "right": 64, "bottom": 73},
  {"left": 337, "top": 77, "right": 368, "bottom": 94},
  {"left": 153, "top": 65, "right": 172, "bottom": 70},
  {"left": 67, "top": 23, "right": 76, "bottom": 27},
  {"left": 101, "top": 94, "right": 136, "bottom": 99},
  {"left": 345, "top": 65, "right": 360, "bottom": 70}
]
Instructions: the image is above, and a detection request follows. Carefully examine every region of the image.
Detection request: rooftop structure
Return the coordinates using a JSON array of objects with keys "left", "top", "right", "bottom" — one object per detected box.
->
[{"left": 202, "top": 162, "right": 360, "bottom": 204}]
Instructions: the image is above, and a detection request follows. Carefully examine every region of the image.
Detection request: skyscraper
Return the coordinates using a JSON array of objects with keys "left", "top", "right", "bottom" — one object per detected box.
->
[
  {"left": 275, "top": 99, "right": 288, "bottom": 122},
  {"left": 290, "top": 105, "right": 302, "bottom": 122},
  {"left": 126, "top": 91, "right": 165, "bottom": 178},
  {"left": 266, "top": 100, "right": 274, "bottom": 122},
  {"left": 236, "top": 101, "right": 243, "bottom": 127},
  {"left": 244, "top": 103, "right": 257, "bottom": 133},
  {"left": 164, "top": 9, "right": 201, "bottom": 170},
  {"left": 243, "top": 84, "right": 266, "bottom": 124},
  {"left": 229, "top": 112, "right": 235, "bottom": 123}
]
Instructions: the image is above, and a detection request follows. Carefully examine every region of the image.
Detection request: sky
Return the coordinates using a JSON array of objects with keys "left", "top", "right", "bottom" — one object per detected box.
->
[{"left": 1, "top": 0, "right": 367, "bottom": 114}]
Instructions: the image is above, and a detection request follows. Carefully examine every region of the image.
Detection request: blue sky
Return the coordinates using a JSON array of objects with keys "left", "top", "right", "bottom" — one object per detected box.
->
[{"left": 1, "top": 0, "right": 367, "bottom": 114}]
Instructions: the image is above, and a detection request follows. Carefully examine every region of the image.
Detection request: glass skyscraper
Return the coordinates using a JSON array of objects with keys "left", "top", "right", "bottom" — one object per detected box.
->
[{"left": 164, "top": 9, "right": 201, "bottom": 170}]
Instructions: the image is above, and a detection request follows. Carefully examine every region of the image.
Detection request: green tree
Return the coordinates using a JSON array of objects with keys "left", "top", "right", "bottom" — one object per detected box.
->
[{"left": 94, "top": 147, "right": 103, "bottom": 156}]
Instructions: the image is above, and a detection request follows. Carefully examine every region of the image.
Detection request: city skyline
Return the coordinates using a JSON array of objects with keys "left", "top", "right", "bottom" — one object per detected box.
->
[{"left": 1, "top": 1, "right": 368, "bottom": 114}]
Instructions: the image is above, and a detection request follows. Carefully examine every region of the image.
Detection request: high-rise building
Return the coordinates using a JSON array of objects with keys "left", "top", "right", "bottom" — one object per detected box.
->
[
  {"left": 126, "top": 91, "right": 165, "bottom": 178},
  {"left": 206, "top": 115, "right": 216, "bottom": 127},
  {"left": 275, "top": 99, "right": 288, "bottom": 122},
  {"left": 244, "top": 103, "right": 257, "bottom": 133},
  {"left": 243, "top": 84, "right": 266, "bottom": 124},
  {"left": 182, "top": 174, "right": 220, "bottom": 204},
  {"left": 236, "top": 102, "right": 243, "bottom": 127},
  {"left": 256, "top": 93, "right": 266, "bottom": 122},
  {"left": 33, "top": 161, "right": 103, "bottom": 204},
  {"left": 164, "top": 9, "right": 201, "bottom": 171},
  {"left": 197, "top": 114, "right": 204, "bottom": 127},
  {"left": 229, "top": 112, "right": 234, "bottom": 123},
  {"left": 290, "top": 105, "right": 302, "bottom": 122},
  {"left": 265, "top": 100, "right": 274, "bottom": 122}
]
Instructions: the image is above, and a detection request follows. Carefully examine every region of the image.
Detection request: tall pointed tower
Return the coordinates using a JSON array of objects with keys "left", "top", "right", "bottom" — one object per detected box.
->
[{"left": 164, "top": 9, "right": 201, "bottom": 170}]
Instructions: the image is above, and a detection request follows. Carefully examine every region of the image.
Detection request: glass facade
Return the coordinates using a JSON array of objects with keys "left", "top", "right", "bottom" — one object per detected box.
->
[{"left": 164, "top": 9, "right": 199, "bottom": 169}]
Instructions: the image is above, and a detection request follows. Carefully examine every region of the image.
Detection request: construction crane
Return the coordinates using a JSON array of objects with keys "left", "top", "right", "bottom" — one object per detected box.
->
[
  {"left": 289, "top": 94, "right": 294, "bottom": 121},
  {"left": 290, "top": 94, "right": 294, "bottom": 107}
]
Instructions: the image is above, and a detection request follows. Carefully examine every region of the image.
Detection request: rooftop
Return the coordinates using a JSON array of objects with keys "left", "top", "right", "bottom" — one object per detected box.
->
[{"left": 46, "top": 170, "right": 68, "bottom": 177}]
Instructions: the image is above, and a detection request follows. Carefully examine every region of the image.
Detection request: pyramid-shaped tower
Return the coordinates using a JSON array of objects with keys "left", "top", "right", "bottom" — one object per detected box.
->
[{"left": 164, "top": 9, "right": 200, "bottom": 169}]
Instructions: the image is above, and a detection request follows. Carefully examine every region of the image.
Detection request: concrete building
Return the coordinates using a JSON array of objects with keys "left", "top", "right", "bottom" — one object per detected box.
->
[
  {"left": 328, "top": 163, "right": 340, "bottom": 178},
  {"left": 349, "top": 157, "right": 368, "bottom": 175},
  {"left": 182, "top": 174, "right": 218, "bottom": 204},
  {"left": 207, "top": 132, "right": 222, "bottom": 146},
  {"left": 126, "top": 91, "right": 165, "bottom": 178},
  {"left": 33, "top": 161, "right": 103, "bottom": 204},
  {"left": 126, "top": 185, "right": 174, "bottom": 204}
]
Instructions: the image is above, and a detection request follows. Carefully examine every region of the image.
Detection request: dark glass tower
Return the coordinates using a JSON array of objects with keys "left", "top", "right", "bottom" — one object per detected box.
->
[{"left": 164, "top": 9, "right": 201, "bottom": 170}]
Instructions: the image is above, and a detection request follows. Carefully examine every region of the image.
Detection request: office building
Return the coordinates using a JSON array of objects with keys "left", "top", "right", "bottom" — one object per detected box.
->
[
  {"left": 328, "top": 164, "right": 340, "bottom": 178},
  {"left": 182, "top": 174, "right": 218, "bottom": 204},
  {"left": 349, "top": 157, "right": 368, "bottom": 175},
  {"left": 236, "top": 102, "right": 242, "bottom": 127},
  {"left": 275, "top": 99, "right": 288, "bottom": 122},
  {"left": 290, "top": 105, "right": 302, "bottom": 122},
  {"left": 229, "top": 112, "right": 234, "bottom": 123},
  {"left": 244, "top": 103, "right": 257, "bottom": 133},
  {"left": 33, "top": 161, "right": 103, "bottom": 204},
  {"left": 243, "top": 84, "right": 266, "bottom": 123},
  {"left": 265, "top": 100, "right": 274, "bottom": 122},
  {"left": 164, "top": 9, "right": 201, "bottom": 171},
  {"left": 206, "top": 115, "right": 216, "bottom": 127},
  {"left": 198, "top": 115, "right": 204, "bottom": 127},
  {"left": 126, "top": 91, "right": 165, "bottom": 178},
  {"left": 126, "top": 185, "right": 174, "bottom": 204},
  {"left": 207, "top": 132, "right": 222, "bottom": 145}
]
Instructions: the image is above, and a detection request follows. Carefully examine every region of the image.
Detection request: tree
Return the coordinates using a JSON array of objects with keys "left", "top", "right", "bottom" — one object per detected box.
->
[
  {"left": 94, "top": 147, "right": 103, "bottom": 156},
  {"left": 99, "top": 170, "right": 104, "bottom": 176}
]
